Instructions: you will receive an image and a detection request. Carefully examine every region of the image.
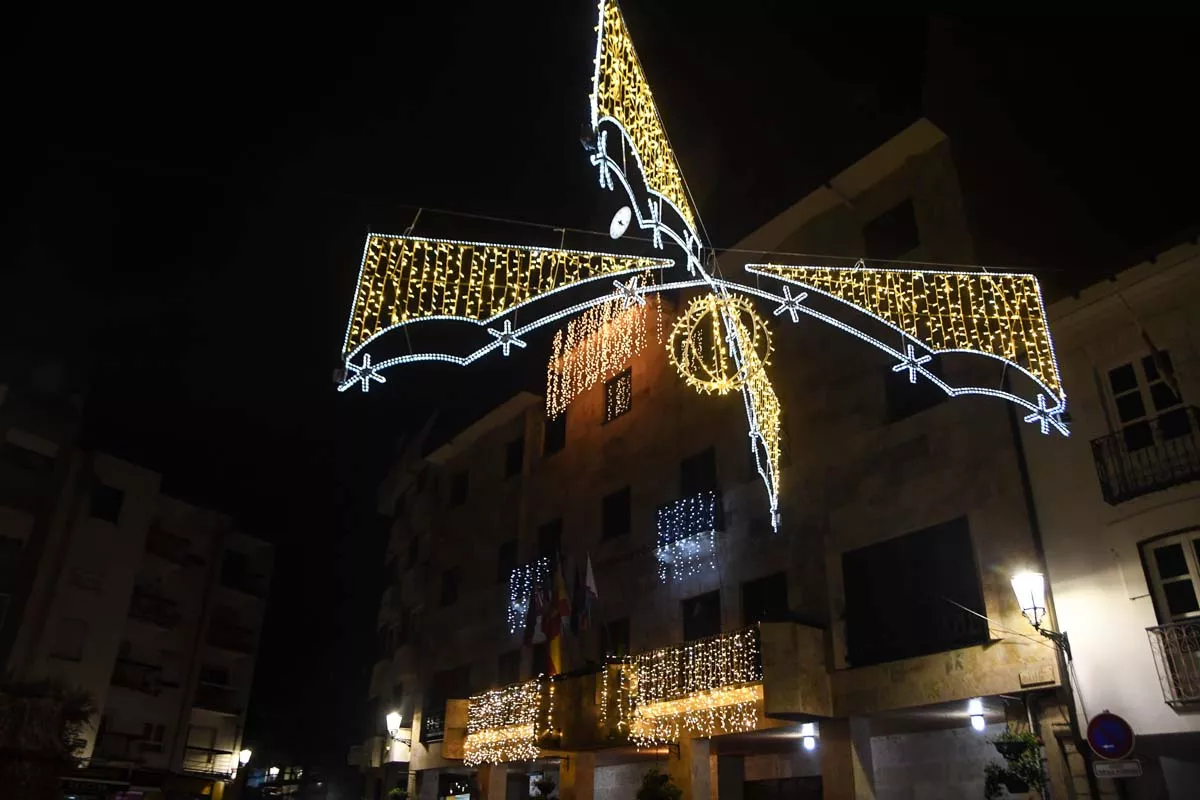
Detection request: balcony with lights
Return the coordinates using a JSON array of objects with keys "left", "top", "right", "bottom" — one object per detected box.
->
[{"left": 1091, "top": 406, "right": 1200, "bottom": 504}]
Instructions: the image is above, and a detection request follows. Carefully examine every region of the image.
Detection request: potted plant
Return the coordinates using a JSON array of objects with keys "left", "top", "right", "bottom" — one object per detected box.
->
[
  {"left": 992, "top": 728, "right": 1039, "bottom": 760},
  {"left": 636, "top": 768, "right": 682, "bottom": 800},
  {"left": 983, "top": 727, "right": 1046, "bottom": 799},
  {"left": 532, "top": 775, "right": 558, "bottom": 800}
]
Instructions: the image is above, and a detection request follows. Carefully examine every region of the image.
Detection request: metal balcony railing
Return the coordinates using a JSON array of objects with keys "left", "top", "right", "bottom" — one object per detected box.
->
[
  {"left": 182, "top": 746, "right": 234, "bottom": 776},
  {"left": 194, "top": 682, "right": 241, "bottom": 715},
  {"left": 1147, "top": 619, "right": 1200, "bottom": 706},
  {"left": 110, "top": 658, "right": 163, "bottom": 695},
  {"left": 1091, "top": 407, "right": 1200, "bottom": 504}
]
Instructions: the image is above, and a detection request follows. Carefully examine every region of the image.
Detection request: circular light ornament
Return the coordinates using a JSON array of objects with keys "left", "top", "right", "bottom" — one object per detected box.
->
[
  {"left": 609, "top": 206, "right": 632, "bottom": 239},
  {"left": 668, "top": 293, "right": 772, "bottom": 395}
]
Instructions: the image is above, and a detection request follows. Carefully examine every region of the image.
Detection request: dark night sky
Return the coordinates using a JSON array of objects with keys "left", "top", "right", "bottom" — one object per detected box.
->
[{"left": 4, "top": 1, "right": 1197, "bottom": 766}]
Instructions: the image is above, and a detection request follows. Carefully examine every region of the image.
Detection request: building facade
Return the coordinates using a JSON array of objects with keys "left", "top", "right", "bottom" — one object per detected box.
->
[
  {"left": 1022, "top": 241, "right": 1200, "bottom": 798},
  {"left": 0, "top": 369, "right": 274, "bottom": 798},
  {"left": 354, "top": 119, "right": 1098, "bottom": 799}
]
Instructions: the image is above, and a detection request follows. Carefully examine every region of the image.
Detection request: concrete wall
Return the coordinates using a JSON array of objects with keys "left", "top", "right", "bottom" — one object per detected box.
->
[{"left": 870, "top": 722, "right": 1006, "bottom": 800}]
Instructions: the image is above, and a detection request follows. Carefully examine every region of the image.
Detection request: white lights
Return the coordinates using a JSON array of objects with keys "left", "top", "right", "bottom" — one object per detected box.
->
[
  {"left": 463, "top": 679, "right": 544, "bottom": 766},
  {"left": 800, "top": 722, "right": 818, "bottom": 751},
  {"left": 968, "top": 698, "right": 985, "bottom": 732},
  {"left": 386, "top": 711, "right": 402, "bottom": 737},
  {"left": 239, "top": 749, "right": 252, "bottom": 766},
  {"left": 1011, "top": 572, "right": 1047, "bottom": 629},
  {"left": 268, "top": 766, "right": 280, "bottom": 778},
  {"left": 971, "top": 714, "right": 987, "bottom": 732},
  {"left": 508, "top": 558, "right": 550, "bottom": 635},
  {"left": 655, "top": 490, "right": 719, "bottom": 583}
]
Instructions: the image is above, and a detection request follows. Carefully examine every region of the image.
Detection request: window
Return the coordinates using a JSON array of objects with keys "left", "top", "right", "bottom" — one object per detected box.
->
[
  {"left": 842, "top": 516, "right": 987, "bottom": 667},
  {"left": 90, "top": 483, "right": 124, "bottom": 523},
  {"left": 531, "top": 641, "right": 549, "bottom": 676},
  {"left": 143, "top": 722, "right": 166, "bottom": 745},
  {"left": 604, "top": 368, "right": 633, "bottom": 423},
  {"left": 680, "top": 447, "right": 718, "bottom": 496},
  {"left": 50, "top": 617, "right": 87, "bottom": 661},
  {"left": 863, "top": 198, "right": 919, "bottom": 261},
  {"left": 440, "top": 567, "right": 460, "bottom": 606},
  {"left": 497, "top": 539, "right": 517, "bottom": 583},
  {"left": 601, "top": 487, "right": 631, "bottom": 539},
  {"left": 1108, "top": 352, "right": 1188, "bottom": 451},
  {"left": 602, "top": 617, "right": 630, "bottom": 658},
  {"left": 543, "top": 412, "right": 567, "bottom": 456},
  {"left": 1143, "top": 530, "right": 1200, "bottom": 622},
  {"left": 682, "top": 590, "right": 721, "bottom": 641},
  {"left": 505, "top": 436, "right": 525, "bottom": 478},
  {"left": 498, "top": 649, "right": 521, "bottom": 685},
  {"left": 537, "top": 519, "right": 562, "bottom": 560},
  {"left": 742, "top": 572, "right": 789, "bottom": 625},
  {"left": 448, "top": 471, "right": 468, "bottom": 507},
  {"left": 885, "top": 355, "right": 946, "bottom": 422}
]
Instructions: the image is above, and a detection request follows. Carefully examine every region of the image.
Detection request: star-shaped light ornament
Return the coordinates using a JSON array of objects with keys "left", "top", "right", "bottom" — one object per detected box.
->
[
  {"left": 487, "top": 319, "right": 527, "bottom": 357},
  {"left": 772, "top": 285, "right": 808, "bottom": 324},
  {"left": 340, "top": 353, "right": 387, "bottom": 393},
  {"left": 891, "top": 343, "right": 933, "bottom": 384},
  {"left": 613, "top": 276, "right": 647, "bottom": 309},
  {"left": 1024, "top": 394, "right": 1070, "bottom": 437}
]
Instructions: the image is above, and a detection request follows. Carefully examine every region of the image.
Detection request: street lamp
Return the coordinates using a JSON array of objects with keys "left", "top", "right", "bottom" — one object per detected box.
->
[
  {"left": 386, "top": 711, "right": 403, "bottom": 738},
  {"left": 1011, "top": 572, "right": 1071, "bottom": 659},
  {"left": 239, "top": 749, "right": 253, "bottom": 766}
]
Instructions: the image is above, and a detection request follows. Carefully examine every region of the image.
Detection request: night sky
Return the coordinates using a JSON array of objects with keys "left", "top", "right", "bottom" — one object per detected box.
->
[{"left": 5, "top": 1, "right": 1197, "bottom": 767}]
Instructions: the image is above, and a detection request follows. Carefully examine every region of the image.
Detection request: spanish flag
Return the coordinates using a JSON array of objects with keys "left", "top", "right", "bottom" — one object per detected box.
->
[{"left": 544, "top": 555, "right": 571, "bottom": 675}]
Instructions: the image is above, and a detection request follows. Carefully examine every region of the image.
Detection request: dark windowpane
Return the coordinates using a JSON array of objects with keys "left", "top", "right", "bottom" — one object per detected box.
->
[
  {"left": 505, "top": 437, "right": 524, "bottom": 478},
  {"left": 543, "top": 412, "right": 567, "bottom": 456},
  {"left": 537, "top": 519, "right": 562, "bottom": 560},
  {"left": 680, "top": 447, "right": 718, "bottom": 496},
  {"left": 742, "top": 572, "right": 789, "bottom": 625},
  {"left": 497, "top": 540, "right": 517, "bottom": 583},
  {"left": 498, "top": 650, "right": 521, "bottom": 686},
  {"left": 1150, "top": 381, "right": 1181, "bottom": 412},
  {"left": 604, "top": 368, "right": 633, "bottom": 423},
  {"left": 1108, "top": 363, "right": 1138, "bottom": 395},
  {"left": 682, "top": 590, "right": 721, "bottom": 641},
  {"left": 1160, "top": 408, "right": 1193, "bottom": 440},
  {"left": 1154, "top": 544, "right": 1189, "bottom": 579},
  {"left": 440, "top": 568, "right": 459, "bottom": 606},
  {"left": 90, "top": 484, "right": 124, "bottom": 523},
  {"left": 1116, "top": 392, "right": 1147, "bottom": 423},
  {"left": 1163, "top": 580, "right": 1200, "bottom": 617},
  {"left": 885, "top": 356, "right": 946, "bottom": 422},
  {"left": 602, "top": 487, "right": 631, "bottom": 539},
  {"left": 842, "top": 517, "right": 987, "bottom": 666},
  {"left": 1142, "top": 352, "right": 1174, "bottom": 382},
  {"left": 449, "top": 471, "right": 468, "bottom": 507},
  {"left": 863, "top": 199, "right": 919, "bottom": 261},
  {"left": 531, "top": 641, "right": 549, "bottom": 675},
  {"left": 1122, "top": 421, "right": 1154, "bottom": 451},
  {"left": 602, "top": 617, "right": 630, "bottom": 658}
]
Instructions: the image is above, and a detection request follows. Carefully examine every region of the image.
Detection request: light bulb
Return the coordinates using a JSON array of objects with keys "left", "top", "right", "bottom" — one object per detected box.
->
[{"left": 971, "top": 715, "right": 986, "bottom": 732}]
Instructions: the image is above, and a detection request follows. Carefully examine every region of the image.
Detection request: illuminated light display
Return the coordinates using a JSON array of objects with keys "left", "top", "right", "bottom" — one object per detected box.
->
[
  {"left": 545, "top": 292, "right": 658, "bottom": 419},
  {"left": 668, "top": 294, "right": 772, "bottom": 396},
  {"left": 463, "top": 680, "right": 543, "bottom": 766},
  {"left": 591, "top": 1, "right": 698, "bottom": 235},
  {"left": 730, "top": 328, "right": 782, "bottom": 525},
  {"left": 655, "top": 490, "right": 719, "bottom": 583},
  {"left": 599, "top": 661, "right": 636, "bottom": 733},
  {"left": 507, "top": 558, "right": 550, "bottom": 635},
  {"left": 630, "top": 627, "right": 763, "bottom": 745},
  {"left": 342, "top": 233, "right": 672, "bottom": 358},
  {"left": 747, "top": 263, "right": 1064, "bottom": 406}
]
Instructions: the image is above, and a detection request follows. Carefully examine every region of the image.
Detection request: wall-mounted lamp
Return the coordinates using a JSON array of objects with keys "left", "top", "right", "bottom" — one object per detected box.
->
[
  {"left": 967, "top": 698, "right": 985, "bottom": 732},
  {"left": 800, "top": 722, "right": 818, "bottom": 751},
  {"left": 268, "top": 766, "right": 280, "bottom": 778},
  {"left": 239, "top": 748, "right": 253, "bottom": 766},
  {"left": 1011, "top": 572, "right": 1071, "bottom": 659}
]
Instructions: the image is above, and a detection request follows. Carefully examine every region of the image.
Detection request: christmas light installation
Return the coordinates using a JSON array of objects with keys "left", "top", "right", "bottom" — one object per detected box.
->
[
  {"left": 668, "top": 294, "right": 773, "bottom": 395},
  {"left": 463, "top": 679, "right": 544, "bottom": 766},
  {"left": 545, "top": 292, "right": 658, "bottom": 419},
  {"left": 656, "top": 490, "right": 720, "bottom": 583},
  {"left": 630, "top": 627, "right": 763, "bottom": 745},
  {"left": 599, "top": 660, "right": 636, "bottom": 734},
  {"left": 507, "top": 557, "right": 550, "bottom": 635},
  {"left": 604, "top": 367, "right": 634, "bottom": 422}
]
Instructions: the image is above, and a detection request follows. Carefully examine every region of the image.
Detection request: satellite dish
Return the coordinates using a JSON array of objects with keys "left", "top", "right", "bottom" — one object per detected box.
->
[{"left": 609, "top": 206, "right": 632, "bottom": 239}]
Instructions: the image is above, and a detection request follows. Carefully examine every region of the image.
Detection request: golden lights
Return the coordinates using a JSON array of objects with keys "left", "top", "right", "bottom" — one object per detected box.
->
[
  {"left": 751, "top": 265, "right": 1063, "bottom": 399},
  {"left": 546, "top": 294, "right": 659, "bottom": 419},
  {"left": 344, "top": 234, "right": 670, "bottom": 356},
  {"left": 594, "top": 1, "right": 698, "bottom": 233},
  {"left": 463, "top": 679, "right": 543, "bottom": 766},
  {"left": 668, "top": 293, "right": 772, "bottom": 395}
]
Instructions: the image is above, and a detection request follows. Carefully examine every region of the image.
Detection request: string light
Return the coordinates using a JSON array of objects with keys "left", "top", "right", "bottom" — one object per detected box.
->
[
  {"left": 747, "top": 264, "right": 1064, "bottom": 403},
  {"left": 724, "top": 312, "right": 782, "bottom": 530},
  {"left": 667, "top": 293, "right": 772, "bottom": 395},
  {"left": 590, "top": 1, "right": 698, "bottom": 235},
  {"left": 507, "top": 558, "right": 550, "bottom": 635},
  {"left": 655, "top": 490, "right": 719, "bottom": 583},
  {"left": 463, "top": 680, "right": 544, "bottom": 766},
  {"left": 545, "top": 290, "right": 659, "bottom": 419},
  {"left": 343, "top": 233, "right": 671, "bottom": 357},
  {"left": 630, "top": 627, "right": 763, "bottom": 745}
]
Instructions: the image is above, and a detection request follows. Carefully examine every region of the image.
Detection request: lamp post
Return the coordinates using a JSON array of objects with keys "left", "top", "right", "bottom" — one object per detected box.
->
[{"left": 1011, "top": 572, "right": 1071, "bottom": 660}]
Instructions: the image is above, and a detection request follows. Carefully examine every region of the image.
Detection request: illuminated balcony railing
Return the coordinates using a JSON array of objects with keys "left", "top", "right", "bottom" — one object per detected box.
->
[
  {"left": 1092, "top": 407, "right": 1200, "bottom": 504},
  {"left": 463, "top": 679, "right": 544, "bottom": 766},
  {"left": 1148, "top": 619, "right": 1200, "bottom": 706}
]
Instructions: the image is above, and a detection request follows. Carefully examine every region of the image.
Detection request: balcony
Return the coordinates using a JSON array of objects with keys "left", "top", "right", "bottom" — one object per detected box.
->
[
  {"left": 92, "top": 732, "right": 141, "bottom": 762},
  {"left": 128, "top": 588, "right": 182, "bottom": 628},
  {"left": 207, "top": 623, "right": 257, "bottom": 654},
  {"left": 194, "top": 682, "right": 241, "bottom": 715},
  {"left": 110, "top": 658, "right": 164, "bottom": 695},
  {"left": 1091, "top": 407, "right": 1200, "bottom": 504},
  {"left": 145, "top": 528, "right": 191, "bottom": 565},
  {"left": 182, "top": 746, "right": 234, "bottom": 777},
  {"left": 1147, "top": 619, "right": 1200, "bottom": 706}
]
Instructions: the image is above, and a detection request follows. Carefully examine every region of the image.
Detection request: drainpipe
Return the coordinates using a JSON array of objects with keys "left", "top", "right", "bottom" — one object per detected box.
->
[{"left": 1004, "top": 389, "right": 1102, "bottom": 800}]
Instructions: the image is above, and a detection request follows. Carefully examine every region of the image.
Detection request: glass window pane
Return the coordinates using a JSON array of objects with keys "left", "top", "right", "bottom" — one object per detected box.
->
[
  {"left": 1109, "top": 363, "right": 1138, "bottom": 395},
  {"left": 1154, "top": 543, "right": 1190, "bottom": 579},
  {"left": 1122, "top": 421, "right": 1154, "bottom": 451},
  {"left": 1142, "top": 352, "right": 1173, "bottom": 382},
  {"left": 1163, "top": 580, "right": 1200, "bottom": 617},
  {"left": 1160, "top": 408, "right": 1192, "bottom": 440},
  {"left": 1116, "top": 392, "right": 1147, "bottom": 423},
  {"left": 1150, "top": 381, "right": 1181, "bottom": 411}
]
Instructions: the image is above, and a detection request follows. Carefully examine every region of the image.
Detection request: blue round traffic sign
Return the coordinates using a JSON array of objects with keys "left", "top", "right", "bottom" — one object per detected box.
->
[{"left": 1087, "top": 712, "right": 1135, "bottom": 760}]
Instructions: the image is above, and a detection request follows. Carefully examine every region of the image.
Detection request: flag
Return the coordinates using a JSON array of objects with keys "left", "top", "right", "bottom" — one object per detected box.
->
[
  {"left": 544, "top": 554, "right": 570, "bottom": 675},
  {"left": 582, "top": 554, "right": 598, "bottom": 632},
  {"left": 524, "top": 583, "right": 546, "bottom": 646},
  {"left": 571, "top": 563, "right": 585, "bottom": 634}
]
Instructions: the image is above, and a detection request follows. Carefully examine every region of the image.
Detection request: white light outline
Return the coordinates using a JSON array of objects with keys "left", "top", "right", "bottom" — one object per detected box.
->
[
  {"left": 341, "top": 232, "right": 674, "bottom": 362},
  {"left": 655, "top": 490, "right": 720, "bottom": 583},
  {"left": 338, "top": 353, "right": 387, "bottom": 393}
]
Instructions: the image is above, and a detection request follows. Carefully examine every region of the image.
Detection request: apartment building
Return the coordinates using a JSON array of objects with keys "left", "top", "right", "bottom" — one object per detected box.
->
[
  {"left": 0, "top": 367, "right": 273, "bottom": 798},
  {"left": 1020, "top": 241, "right": 1200, "bottom": 797},
  {"left": 355, "top": 118, "right": 1089, "bottom": 800}
]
